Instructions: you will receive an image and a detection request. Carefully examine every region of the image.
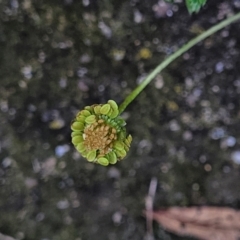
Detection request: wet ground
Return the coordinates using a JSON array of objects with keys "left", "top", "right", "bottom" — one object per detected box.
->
[{"left": 1, "top": 0, "right": 240, "bottom": 239}]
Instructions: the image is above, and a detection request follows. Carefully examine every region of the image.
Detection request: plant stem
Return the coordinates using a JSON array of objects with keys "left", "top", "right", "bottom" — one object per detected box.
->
[{"left": 118, "top": 12, "right": 240, "bottom": 114}]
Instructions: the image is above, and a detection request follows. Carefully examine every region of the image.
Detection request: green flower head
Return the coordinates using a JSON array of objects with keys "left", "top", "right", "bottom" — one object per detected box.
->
[{"left": 71, "top": 100, "right": 132, "bottom": 166}]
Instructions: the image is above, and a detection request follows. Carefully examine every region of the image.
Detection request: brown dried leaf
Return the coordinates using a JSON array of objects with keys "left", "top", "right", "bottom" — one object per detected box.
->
[
  {"left": 0, "top": 233, "right": 16, "bottom": 240},
  {"left": 152, "top": 207, "right": 240, "bottom": 240}
]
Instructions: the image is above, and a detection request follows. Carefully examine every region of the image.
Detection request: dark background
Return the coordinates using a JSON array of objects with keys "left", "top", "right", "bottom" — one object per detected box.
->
[{"left": 1, "top": 0, "right": 240, "bottom": 239}]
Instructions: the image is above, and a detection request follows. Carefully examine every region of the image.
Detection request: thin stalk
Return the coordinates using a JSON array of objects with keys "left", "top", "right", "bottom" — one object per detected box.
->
[{"left": 118, "top": 12, "right": 240, "bottom": 114}]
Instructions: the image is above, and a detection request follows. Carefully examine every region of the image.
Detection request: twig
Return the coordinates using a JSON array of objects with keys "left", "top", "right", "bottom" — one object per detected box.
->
[{"left": 145, "top": 177, "right": 158, "bottom": 240}]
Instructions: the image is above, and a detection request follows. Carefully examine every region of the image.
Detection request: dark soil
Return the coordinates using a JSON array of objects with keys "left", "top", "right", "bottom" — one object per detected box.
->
[{"left": 1, "top": 0, "right": 240, "bottom": 239}]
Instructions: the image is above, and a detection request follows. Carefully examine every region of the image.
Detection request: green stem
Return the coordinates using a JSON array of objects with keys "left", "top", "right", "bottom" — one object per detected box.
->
[{"left": 118, "top": 12, "right": 240, "bottom": 114}]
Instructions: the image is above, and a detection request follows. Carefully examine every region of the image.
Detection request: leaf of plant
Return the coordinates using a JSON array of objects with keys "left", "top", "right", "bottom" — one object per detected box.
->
[
  {"left": 152, "top": 206, "right": 240, "bottom": 240},
  {"left": 185, "top": 0, "right": 207, "bottom": 14}
]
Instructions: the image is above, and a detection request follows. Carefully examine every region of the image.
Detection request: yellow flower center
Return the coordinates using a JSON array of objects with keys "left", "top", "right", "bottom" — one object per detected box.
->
[{"left": 83, "top": 119, "right": 117, "bottom": 156}]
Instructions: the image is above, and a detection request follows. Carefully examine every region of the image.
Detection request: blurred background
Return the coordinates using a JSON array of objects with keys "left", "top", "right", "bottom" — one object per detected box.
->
[{"left": 1, "top": 0, "right": 240, "bottom": 239}]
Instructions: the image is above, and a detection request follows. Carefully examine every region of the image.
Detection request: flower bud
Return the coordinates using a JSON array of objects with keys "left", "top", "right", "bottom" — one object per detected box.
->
[{"left": 71, "top": 100, "right": 132, "bottom": 166}]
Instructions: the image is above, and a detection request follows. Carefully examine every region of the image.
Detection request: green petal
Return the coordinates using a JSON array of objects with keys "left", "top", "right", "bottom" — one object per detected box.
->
[
  {"left": 108, "top": 100, "right": 119, "bottom": 118},
  {"left": 71, "top": 121, "right": 84, "bottom": 131},
  {"left": 107, "top": 151, "right": 117, "bottom": 164},
  {"left": 100, "top": 104, "right": 111, "bottom": 115},
  {"left": 113, "top": 141, "right": 124, "bottom": 151},
  {"left": 81, "top": 110, "right": 91, "bottom": 117},
  {"left": 115, "top": 148, "right": 127, "bottom": 159},
  {"left": 84, "top": 106, "right": 92, "bottom": 111},
  {"left": 76, "top": 142, "right": 86, "bottom": 152},
  {"left": 108, "top": 100, "right": 118, "bottom": 112},
  {"left": 124, "top": 134, "right": 132, "bottom": 147},
  {"left": 106, "top": 107, "right": 113, "bottom": 117},
  {"left": 76, "top": 115, "right": 86, "bottom": 122},
  {"left": 94, "top": 105, "right": 102, "bottom": 115},
  {"left": 81, "top": 150, "right": 88, "bottom": 157},
  {"left": 86, "top": 150, "right": 97, "bottom": 162},
  {"left": 116, "top": 118, "right": 126, "bottom": 126},
  {"left": 111, "top": 121, "right": 117, "bottom": 127},
  {"left": 118, "top": 130, "right": 126, "bottom": 140},
  {"left": 97, "top": 157, "right": 109, "bottom": 166},
  {"left": 85, "top": 115, "right": 96, "bottom": 124},
  {"left": 109, "top": 108, "right": 119, "bottom": 118},
  {"left": 115, "top": 126, "right": 121, "bottom": 133},
  {"left": 71, "top": 131, "right": 82, "bottom": 137},
  {"left": 127, "top": 134, "right": 132, "bottom": 142},
  {"left": 72, "top": 135, "right": 84, "bottom": 145}
]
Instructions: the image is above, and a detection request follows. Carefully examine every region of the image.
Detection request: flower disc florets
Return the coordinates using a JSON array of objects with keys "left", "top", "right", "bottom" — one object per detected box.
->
[{"left": 71, "top": 100, "right": 132, "bottom": 166}]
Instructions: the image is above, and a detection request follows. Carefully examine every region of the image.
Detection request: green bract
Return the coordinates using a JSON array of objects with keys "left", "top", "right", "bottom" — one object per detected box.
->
[{"left": 71, "top": 100, "right": 132, "bottom": 166}]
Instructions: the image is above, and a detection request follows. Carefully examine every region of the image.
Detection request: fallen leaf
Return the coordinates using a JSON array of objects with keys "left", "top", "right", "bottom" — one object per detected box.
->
[
  {"left": 0, "top": 233, "right": 16, "bottom": 240},
  {"left": 152, "top": 206, "right": 240, "bottom": 240}
]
